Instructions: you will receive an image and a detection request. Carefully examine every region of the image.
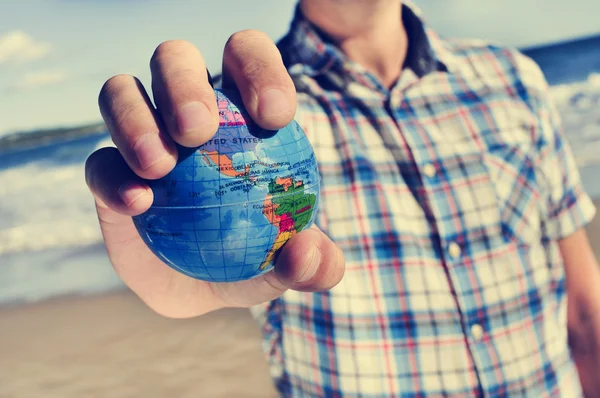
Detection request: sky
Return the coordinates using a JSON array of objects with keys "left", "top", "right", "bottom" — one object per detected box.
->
[{"left": 1, "top": 0, "right": 599, "bottom": 135}]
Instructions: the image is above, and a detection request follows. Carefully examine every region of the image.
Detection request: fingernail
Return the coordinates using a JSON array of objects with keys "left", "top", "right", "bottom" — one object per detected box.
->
[
  {"left": 118, "top": 181, "right": 149, "bottom": 207},
  {"left": 134, "top": 133, "right": 170, "bottom": 171},
  {"left": 177, "top": 101, "right": 213, "bottom": 135},
  {"left": 258, "top": 89, "right": 290, "bottom": 121},
  {"left": 298, "top": 245, "right": 321, "bottom": 283}
]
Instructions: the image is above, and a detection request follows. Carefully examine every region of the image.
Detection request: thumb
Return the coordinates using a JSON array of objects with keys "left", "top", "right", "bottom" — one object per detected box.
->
[
  {"left": 85, "top": 147, "right": 154, "bottom": 217},
  {"left": 274, "top": 225, "right": 345, "bottom": 292},
  {"left": 209, "top": 225, "right": 345, "bottom": 308}
]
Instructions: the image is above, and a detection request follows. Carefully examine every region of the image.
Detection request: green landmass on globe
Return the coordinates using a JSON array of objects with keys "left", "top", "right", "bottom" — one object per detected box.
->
[{"left": 260, "top": 176, "right": 317, "bottom": 269}]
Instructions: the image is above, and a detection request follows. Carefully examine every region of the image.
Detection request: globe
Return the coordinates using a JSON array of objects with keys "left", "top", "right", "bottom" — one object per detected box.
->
[{"left": 132, "top": 88, "right": 320, "bottom": 283}]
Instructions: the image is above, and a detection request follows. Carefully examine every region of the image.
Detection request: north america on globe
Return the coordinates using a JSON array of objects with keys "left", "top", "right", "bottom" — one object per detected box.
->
[{"left": 132, "top": 89, "right": 320, "bottom": 283}]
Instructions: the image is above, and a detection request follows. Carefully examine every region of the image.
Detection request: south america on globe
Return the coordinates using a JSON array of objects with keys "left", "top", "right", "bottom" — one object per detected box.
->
[{"left": 132, "top": 89, "right": 320, "bottom": 283}]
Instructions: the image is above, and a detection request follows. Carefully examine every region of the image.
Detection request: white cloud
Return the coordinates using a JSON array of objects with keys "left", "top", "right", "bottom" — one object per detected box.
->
[
  {"left": 17, "top": 71, "right": 67, "bottom": 90},
  {"left": 0, "top": 31, "right": 52, "bottom": 65}
]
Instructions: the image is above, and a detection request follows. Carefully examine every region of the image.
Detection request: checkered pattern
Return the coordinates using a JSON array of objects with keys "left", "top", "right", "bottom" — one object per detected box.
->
[{"left": 249, "top": 3, "right": 597, "bottom": 397}]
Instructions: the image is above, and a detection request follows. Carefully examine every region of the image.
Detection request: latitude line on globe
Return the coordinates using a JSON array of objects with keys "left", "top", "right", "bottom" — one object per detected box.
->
[{"left": 147, "top": 181, "right": 322, "bottom": 210}]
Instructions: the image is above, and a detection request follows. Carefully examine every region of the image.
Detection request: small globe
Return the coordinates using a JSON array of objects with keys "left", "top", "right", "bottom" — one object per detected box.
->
[{"left": 132, "top": 89, "right": 320, "bottom": 283}]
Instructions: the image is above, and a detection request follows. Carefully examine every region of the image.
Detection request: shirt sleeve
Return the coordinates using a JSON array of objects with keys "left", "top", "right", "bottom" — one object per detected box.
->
[{"left": 514, "top": 52, "right": 596, "bottom": 240}]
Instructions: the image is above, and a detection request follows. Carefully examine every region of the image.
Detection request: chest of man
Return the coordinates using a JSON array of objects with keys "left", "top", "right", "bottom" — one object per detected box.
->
[{"left": 275, "top": 69, "right": 579, "bottom": 393}]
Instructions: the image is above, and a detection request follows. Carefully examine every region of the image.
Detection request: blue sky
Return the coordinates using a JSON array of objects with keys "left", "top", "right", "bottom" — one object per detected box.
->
[{"left": 1, "top": 0, "right": 599, "bottom": 134}]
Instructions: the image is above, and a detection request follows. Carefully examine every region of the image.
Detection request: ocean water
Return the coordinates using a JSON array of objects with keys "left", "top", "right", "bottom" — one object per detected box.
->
[{"left": 1, "top": 36, "right": 599, "bottom": 306}]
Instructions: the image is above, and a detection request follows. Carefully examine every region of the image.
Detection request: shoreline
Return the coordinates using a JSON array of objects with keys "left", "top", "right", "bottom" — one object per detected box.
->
[{"left": 1, "top": 199, "right": 598, "bottom": 397}]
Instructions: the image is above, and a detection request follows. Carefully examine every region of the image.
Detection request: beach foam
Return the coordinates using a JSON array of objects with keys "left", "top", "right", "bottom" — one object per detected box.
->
[
  {"left": 550, "top": 73, "right": 600, "bottom": 170},
  {"left": 0, "top": 135, "right": 113, "bottom": 256}
]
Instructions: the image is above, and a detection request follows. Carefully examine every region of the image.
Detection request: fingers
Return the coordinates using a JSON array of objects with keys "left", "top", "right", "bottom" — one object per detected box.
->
[
  {"left": 222, "top": 30, "right": 296, "bottom": 129},
  {"left": 274, "top": 225, "right": 345, "bottom": 292},
  {"left": 150, "top": 40, "right": 220, "bottom": 147},
  {"left": 100, "top": 33, "right": 296, "bottom": 184},
  {"left": 85, "top": 147, "right": 153, "bottom": 216},
  {"left": 99, "top": 74, "right": 178, "bottom": 180}
]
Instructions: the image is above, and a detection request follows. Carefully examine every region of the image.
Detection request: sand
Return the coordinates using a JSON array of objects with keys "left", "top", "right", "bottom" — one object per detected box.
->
[
  {"left": 0, "top": 293, "right": 277, "bottom": 398},
  {"left": 1, "top": 200, "right": 599, "bottom": 398}
]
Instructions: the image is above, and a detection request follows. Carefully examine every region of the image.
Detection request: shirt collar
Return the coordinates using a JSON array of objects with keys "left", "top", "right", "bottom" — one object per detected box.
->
[{"left": 277, "top": 0, "right": 458, "bottom": 83}]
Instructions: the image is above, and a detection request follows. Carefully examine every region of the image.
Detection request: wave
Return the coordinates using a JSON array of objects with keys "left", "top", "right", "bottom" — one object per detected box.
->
[
  {"left": 549, "top": 73, "right": 600, "bottom": 168},
  {"left": 0, "top": 135, "right": 114, "bottom": 256}
]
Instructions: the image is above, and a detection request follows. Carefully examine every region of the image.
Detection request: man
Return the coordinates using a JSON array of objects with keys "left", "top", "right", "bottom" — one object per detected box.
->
[{"left": 84, "top": 0, "right": 600, "bottom": 396}]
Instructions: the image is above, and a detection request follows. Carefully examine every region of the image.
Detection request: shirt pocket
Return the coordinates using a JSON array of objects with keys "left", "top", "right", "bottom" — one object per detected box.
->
[{"left": 481, "top": 127, "right": 544, "bottom": 247}]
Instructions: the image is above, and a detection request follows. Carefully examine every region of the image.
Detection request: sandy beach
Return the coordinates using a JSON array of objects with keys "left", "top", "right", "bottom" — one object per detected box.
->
[
  {"left": 1, "top": 199, "right": 599, "bottom": 398},
  {"left": 0, "top": 294, "right": 277, "bottom": 398}
]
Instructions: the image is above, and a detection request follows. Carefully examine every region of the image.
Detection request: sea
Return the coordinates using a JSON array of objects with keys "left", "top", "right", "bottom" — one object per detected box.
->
[{"left": 1, "top": 35, "right": 599, "bottom": 306}]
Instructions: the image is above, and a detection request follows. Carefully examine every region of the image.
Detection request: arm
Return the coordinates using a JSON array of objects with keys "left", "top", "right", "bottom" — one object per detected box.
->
[
  {"left": 562, "top": 228, "right": 600, "bottom": 397},
  {"left": 511, "top": 52, "right": 599, "bottom": 394}
]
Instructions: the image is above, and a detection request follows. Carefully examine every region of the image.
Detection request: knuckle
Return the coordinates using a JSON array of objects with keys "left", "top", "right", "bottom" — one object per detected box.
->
[
  {"left": 84, "top": 147, "right": 102, "bottom": 168},
  {"left": 225, "top": 29, "right": 272, "bottom": 57},
  {"left": 100, "top": 74, "right": 136, "bottom": 101},
  {"left": 84, "top": 147, "right": 117, "bottom": 190},
  {"left": 165, "top": 67, "right": 205, "bottom": 87},
  {"left": 155, "top": 69, "right": 214, "bottom": 116},
  {"left": 241, "top": 59, "right": 270, "bottom": 82},
  {"left": 84, "top": 151, "right": 101, "bottom": 188},
  {"left": 151, "top": 40, "right": 196, "bottom": 65},
  {"left": 85, "top": 147, "right": 112, "bottom": 172},
  {"left": 226, "top": 29, "right": 270, "bottom": 48},
  {"left": 112, "top": 99, "right": 148, "bottom": 131},
  {"left": 224, "top": 31, "right": 283, "bottom": 86}
]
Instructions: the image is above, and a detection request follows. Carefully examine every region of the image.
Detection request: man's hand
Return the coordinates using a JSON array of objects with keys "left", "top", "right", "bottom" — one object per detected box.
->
[{"left": 84, "top": 33, "right": 345, "bottom": 319}]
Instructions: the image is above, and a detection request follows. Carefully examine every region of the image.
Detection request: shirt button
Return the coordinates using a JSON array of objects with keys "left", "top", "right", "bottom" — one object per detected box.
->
[
  {"left": 423, "top": 163, "right": 436, "bottom": 178},
  {"left": 470, "top": 324, "right": 484, "bottom": 341},
  {"left": 448, "top": 242, "right": 461, "bottom": 259}
]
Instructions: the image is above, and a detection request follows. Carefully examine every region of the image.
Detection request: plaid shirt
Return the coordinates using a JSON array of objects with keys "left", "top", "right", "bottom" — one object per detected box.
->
[{"left": 250, "top": 3, "right": 597, "bottom": 397}]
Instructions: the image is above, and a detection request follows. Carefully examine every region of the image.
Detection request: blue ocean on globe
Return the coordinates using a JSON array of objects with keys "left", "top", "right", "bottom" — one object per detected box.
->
[{"left": 132, "top": 89, "right": 320, "bottom": 282}]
